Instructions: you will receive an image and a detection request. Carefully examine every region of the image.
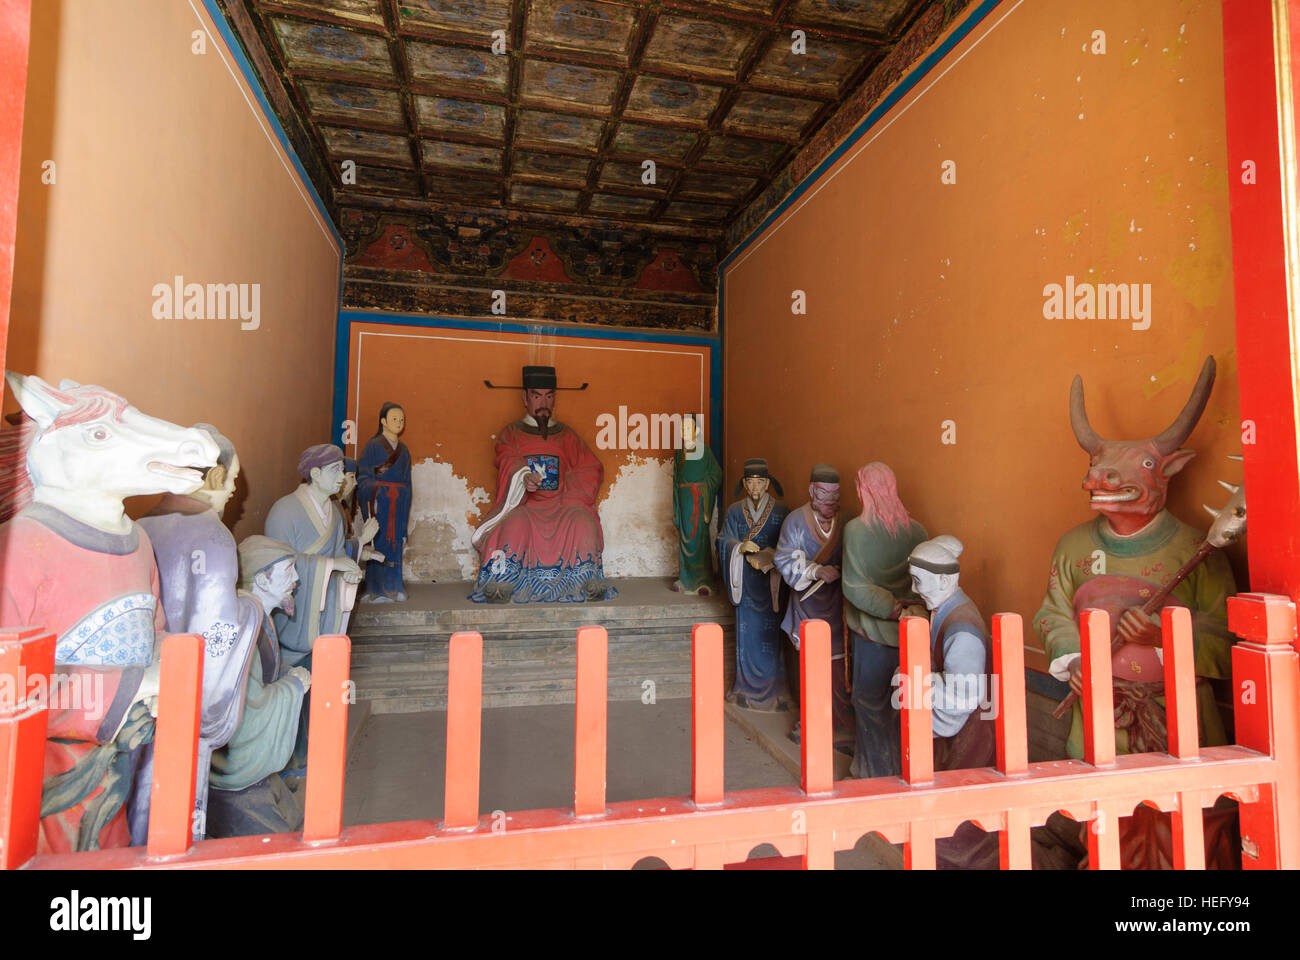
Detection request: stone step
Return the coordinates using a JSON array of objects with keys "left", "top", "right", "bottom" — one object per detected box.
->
[{"left": 345, "top": 579, "right": 738, "bottom": 711}]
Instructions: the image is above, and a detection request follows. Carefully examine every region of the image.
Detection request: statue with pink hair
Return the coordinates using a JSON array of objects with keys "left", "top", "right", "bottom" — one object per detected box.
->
[{"left": 841, "top": 462, "right": 929, "bottom": 778}]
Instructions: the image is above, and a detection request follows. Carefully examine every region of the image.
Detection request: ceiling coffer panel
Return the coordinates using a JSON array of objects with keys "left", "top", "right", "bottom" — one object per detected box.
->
[{"left": 230, "top": 0, "right": 931, "bottom": 233}]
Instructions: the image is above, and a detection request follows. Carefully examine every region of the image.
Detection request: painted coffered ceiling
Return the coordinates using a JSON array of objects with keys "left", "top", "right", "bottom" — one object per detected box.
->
[{"left": 217, "top": 0, "right": 930, "bottom": 238}]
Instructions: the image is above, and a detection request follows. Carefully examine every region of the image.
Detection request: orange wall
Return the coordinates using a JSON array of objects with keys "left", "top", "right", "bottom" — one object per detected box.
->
[
  {"left": 8, "top": 0, "right": 341, "bottom": 539},
  {"left": 723, "top": 0, "right": 1243, "bottom": 666}
]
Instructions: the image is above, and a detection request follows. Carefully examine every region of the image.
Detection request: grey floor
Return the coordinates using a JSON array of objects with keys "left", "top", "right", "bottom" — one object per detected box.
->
[{"left": 342, "top": 698, "right": 893, "bottom": 869}]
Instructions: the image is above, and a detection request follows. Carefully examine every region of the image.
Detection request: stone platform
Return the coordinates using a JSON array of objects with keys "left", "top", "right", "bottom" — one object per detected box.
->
[{"left": 347, "top": 578, "right": 735, "bottom": 713}]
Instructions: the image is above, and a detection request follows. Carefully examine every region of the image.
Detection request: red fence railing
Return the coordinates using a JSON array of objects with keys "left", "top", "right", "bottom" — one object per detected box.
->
[{"left": 1, "top": 592, "right": 1296, "bottom": 869}]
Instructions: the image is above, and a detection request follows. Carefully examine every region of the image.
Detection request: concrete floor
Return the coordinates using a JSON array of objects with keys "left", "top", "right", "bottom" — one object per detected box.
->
[{"left": 342, "top": 698, "right": 894, "bottom": 869}]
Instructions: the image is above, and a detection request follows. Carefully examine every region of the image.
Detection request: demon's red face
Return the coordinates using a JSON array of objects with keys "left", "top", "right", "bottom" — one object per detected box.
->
[
  {"left": 1069, "top": 357, "right": 1217, "bottom": 529},
  {"left": 1082, "top": 439, "right": 1195, "bottom": 521}
]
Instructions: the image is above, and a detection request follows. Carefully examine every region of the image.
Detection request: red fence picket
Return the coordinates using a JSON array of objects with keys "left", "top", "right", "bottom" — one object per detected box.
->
[{"left": 3, "top": 593, "right": 1298, "bottom": 870}]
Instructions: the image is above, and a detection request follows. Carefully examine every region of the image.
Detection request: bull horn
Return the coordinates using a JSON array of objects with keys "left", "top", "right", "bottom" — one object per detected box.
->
[
  {"left": 1069, "top": 374, "right": 1103, "bottom": 452},
  {"left": 1204, "top": 504, "right": 1220, "bottom": 518},
  {"left": 1218, "top": 480, "right": 1240, "bottom": 493},
  {"left": 1151, "top": 356, "right": 1217, "bottom": 455}
]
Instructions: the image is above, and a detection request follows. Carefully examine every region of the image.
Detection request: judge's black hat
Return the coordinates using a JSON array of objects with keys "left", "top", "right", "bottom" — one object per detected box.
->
[
  {"left": 810, "top": 463, "right": 840, "bottom": 484},
  {"left": 734, "top": 457, "right": 783, "bottom": 498},
  {"left": 522, "top": 365, "right": 557, "bottom": 390}
]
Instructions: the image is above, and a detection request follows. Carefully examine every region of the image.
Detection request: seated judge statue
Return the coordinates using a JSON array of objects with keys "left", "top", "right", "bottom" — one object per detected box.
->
[{"left": 470, "top": 365, "right": 614, "bottom": 603}]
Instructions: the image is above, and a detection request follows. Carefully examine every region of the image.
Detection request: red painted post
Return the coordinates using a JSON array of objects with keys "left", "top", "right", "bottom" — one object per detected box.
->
[
  {"left": 574, "top": 626, "right": 607, "bottom": 818},
  {"left": 1079, "top": 609, "right": 1115, "bottom": 767},
  {"left": 905, "top": 821, "right": 936, "bottom": 870},
  {"left": 1171, "top": 795, "right": 1206, "bottom": 871},
  {"left": 1221, "top": 0, "right": 1300, "bottom": 603},
  {"left": 146, "top": 634, "right": 203, "bottom": 859},
  {"left": 1087, "top": 802, "right": 1121, "bottom": 870},
  {"left": 1228, "top": 593, "right": 1300, "bottom": 869},
  {"left": 899, "top": 616, "right": 932, "bottom": 785},
  {"left": 691, "top": 623, "right": 723, "bottom": 807},
  {"left": 1162, "top": 581, "right": 1205, "bottom": 868},
  {"left": 303, "top": 634, "right": 351, "bottom": 842},
  {"left": 443, "top": 631, "right": 483, "bottom": 830},
  {"left": 899, "top": 615, "right": 935, "bottom": 869},
  {"left": 798, "top": 619, "right": 832, "bottom": 797},
  {"left": 993, "top": 613, "right": 1027, "bottom": 775},
  {"left": 992, "top": 614, "right": 1030, "bottom": 869},
  {"left": 0, "top": 0, "right": 33, "bottom": 378},
  {"left": 0, "top": 628, "right": 54, "bottom": 870},
  {"left": 1161, "top": 607, "right": 1198, "bottom": 760}
]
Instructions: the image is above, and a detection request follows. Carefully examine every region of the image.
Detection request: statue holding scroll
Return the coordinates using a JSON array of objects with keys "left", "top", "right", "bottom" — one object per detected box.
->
[
  {"left": 265, "top": 444, "right": 361, "bottom": 782},
  {"left": 470, "top": 365, "right": 614, "bottom": 603},
  {"left": 774, "top": 464, "right": 854, "bottom": 750},
  {"left": 264, "top": 444, "right": 361, "bottom": 671},
  {"left": 717, "top": 458, "right": 790, "bottom": 710}
]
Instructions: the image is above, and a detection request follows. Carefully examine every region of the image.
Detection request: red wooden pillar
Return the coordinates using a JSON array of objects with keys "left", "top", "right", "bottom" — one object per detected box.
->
[
  {"left": 0, "top": 0, "right": 32, "bottom": 377},
  {"left": 573, "top": 626, "right": 607, "bottom": 819},
  {"left": 302, "top": 634, "right": 351, "bottom": 843},
  {"left": 443, "top": 631, "right": 483, "bottom": 831},
  {"left": 899, "top": 616, "right": 935, "bottom": 870},
  {"left": 1221, "top": 0, "right": 1300, "bottom": 602},
  {"left": 1228, "top": 593, "right": 1300, "bottom": 868},
  {"left": 146, "top": 634, "right": 203, "bottom": 860},
  {"left": 0, "top": 627, "right": 53, "bottom": 870},
  {"left": 992, "top": 614, "right": 1031, "bottom": 869}
]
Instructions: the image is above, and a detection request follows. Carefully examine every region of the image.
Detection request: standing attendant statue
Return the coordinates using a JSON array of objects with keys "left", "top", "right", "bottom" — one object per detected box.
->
[
  {"left": 470, "top": 365, "right": 614, "bottom": 603},
  {"left": 774, "top": 464, "right": 854, "bottom": 750},
  {"left": 841, "top": 462, "right": 928, "bottom": 779},
  {"left": 129, "top": 423, "right": 265, "bottom": 842},
  {"left": 264, "top": 444, "right": 361, "bottom": 782},
  {"left": 717, "top": 458, "right": 790, "bottom": 710},
  {"left": 358, "top": 402, "right": 411, "bottom": 603},
  {"left": 671, "top": 413, "right": 721, "bottom": 596}
]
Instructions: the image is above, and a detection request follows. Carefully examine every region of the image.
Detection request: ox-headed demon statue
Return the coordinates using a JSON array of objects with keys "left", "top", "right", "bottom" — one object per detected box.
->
[
  {"left": 1033, "top": 357, "right": 1242, "bottom": 870},
  {"left": 1035, "top": 356, "right": 1237, "bottom": 758}
]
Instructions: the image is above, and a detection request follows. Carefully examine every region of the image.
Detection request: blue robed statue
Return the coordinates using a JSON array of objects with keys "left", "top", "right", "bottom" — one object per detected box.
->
[
  {"left": 717, "top": 458, "right": 791, "bottom": 711},
  {"left": 357, "top": 402, "right": 411, "bottom": 603}
]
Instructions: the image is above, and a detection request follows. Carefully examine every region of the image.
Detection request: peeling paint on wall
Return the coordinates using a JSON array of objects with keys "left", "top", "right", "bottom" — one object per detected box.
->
[
  {"left": 405, "top": 459, "right": 490, "bottom": 582},
  {"left": 598, "top": 455, "right": 678, "bottom": 578},
  {"left": 404, "top": 454, "right": 683, "bottom": 582}
]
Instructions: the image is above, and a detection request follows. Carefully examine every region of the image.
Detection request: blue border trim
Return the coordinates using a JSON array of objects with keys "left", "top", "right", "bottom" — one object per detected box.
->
[
  {"left": 719, "top": 0, "right": 1002, "bottom": 274},
  {"left": 199, "top": 0, "right": 341, "bottom": 249},
  {"left": 334, "top": 310, "right": 724, "bottom": 462}
]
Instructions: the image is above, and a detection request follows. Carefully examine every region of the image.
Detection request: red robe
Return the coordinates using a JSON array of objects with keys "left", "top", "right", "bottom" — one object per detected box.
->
[
  {"left": 475, "top": 420, "right": 604, "bottom": 566},
  {"left": 0, "top": 504, "right": 164, "bottom": 853}
]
